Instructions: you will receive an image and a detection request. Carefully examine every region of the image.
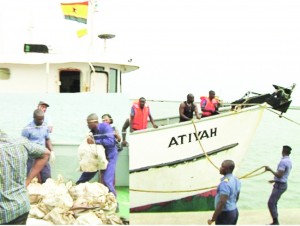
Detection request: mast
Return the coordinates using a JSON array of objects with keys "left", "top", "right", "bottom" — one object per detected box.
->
[
  {"left": 98, "top": 34, "right": 115, "bottom": 53},
  {"left": 87, "top": 0, "right": 99, "bottom": 54}
]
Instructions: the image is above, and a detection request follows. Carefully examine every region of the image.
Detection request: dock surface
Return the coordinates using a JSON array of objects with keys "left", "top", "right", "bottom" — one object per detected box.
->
[{"left": 130, "top": 208, "right": 299, "bottom": 225}]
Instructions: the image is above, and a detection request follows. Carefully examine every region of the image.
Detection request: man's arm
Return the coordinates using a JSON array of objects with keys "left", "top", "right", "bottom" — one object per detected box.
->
[
  {"left": 265, "top": 166, "right": 285, "bottom": 178},
  {"left": 215, "top": 98, "right": 221, "bottom": 110},
  {"left": 95, "top": 124, "right": 116, "bottom": 147},
  {"left": 21, "top": 127, "right": 29, "bottom": 138},
  {"left": 122, "top": 119, "right": 130, "bottom": 145},
  {"left": 179, "top": 103, "right": 191, "bottom": 121},
  {"left": 194, "top": 105, "right": 201, "bottom": 120},
  {"left": 208, "top": 194, "right": 228, "bottom": 225},
  {"left": 236, "top": 191, "right": 240, "bottom": 202},
  {"left": 114, "top": 128, "right": 122, "bottom": 143},
  {"left": 26, "top": 149, "right": 51, "bottom": 186},
  {"left": 46, "top": 114, "right": 53, "bottom": 133},
  {"left": 130, "top": 107, "right": 135, "bottom": 132},
  {"left": 45, "top": 138, "right": 53, "bottom": 152},
  {"left": 149, "top": 114, "right": 158, "bottom": 128},
  {"left": 46, "top": 138, "right": 55, "bottom": 162},
  {"left": 130, "top": 115, "right": 134, "bottom": 132},
  {"left": 201, "top": 99, "right": 209, "bottom": 113}
]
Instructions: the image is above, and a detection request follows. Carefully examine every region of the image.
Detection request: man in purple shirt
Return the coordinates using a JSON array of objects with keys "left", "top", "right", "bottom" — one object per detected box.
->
[
  {"left": 76, "top": 113, "right": 118, "bottom": 197},
  {"left": 265, "top": 145, "right": 292, "bottom": 225}
]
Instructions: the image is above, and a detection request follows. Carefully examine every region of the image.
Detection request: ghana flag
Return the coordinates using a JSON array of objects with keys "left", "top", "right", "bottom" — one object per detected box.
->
[{"left": 61, "top": 1, "right": 88, "bottom": 24}]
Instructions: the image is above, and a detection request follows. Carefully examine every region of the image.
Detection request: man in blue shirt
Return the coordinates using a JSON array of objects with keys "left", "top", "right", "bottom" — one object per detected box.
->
[
  {"left": 22, "top": 109, "right": 53, "bottom": 183},
  {"left": 76, "top": 113, "right": 118, "bottom": 197},
  {"left": 208, "top": 160, "right": 241, "bottom": 225},
  {"left": 265, "top": 145, "right": 292, "bottom": 225}
]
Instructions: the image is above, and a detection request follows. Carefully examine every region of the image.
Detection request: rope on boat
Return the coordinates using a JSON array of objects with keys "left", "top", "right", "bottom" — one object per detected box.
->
[
  {"left": 130, "top": 104, "right": 300, "bottom": 194},
  {"left": 191, "top": 118, "right": 268, "bottom": 179},
  {"left": 129, "top": 185, "right": 217, "bottom": 193},
  {"left": 191, "top": 119, "right": 219, "bottom": 170},
  {"left": 192, "top": 119, "right": 268, "bottom": 180},
  {"left": 130, "top": 166, "right": 268, "bottom": 193},
  {"left": 129, "top": 120, "right": 221, "bottom": 193},
  {"left": 267, "top": 108, "right": 300, "bottom": 126},
  {"left": 129, "top": 167, "right": 268, "bottom": 194},
  {"left": 238, "top": 166, "right": 267, "bottom": 179},
  {"left": 129, "top": 119, "right": 268, "bottom": 193}
]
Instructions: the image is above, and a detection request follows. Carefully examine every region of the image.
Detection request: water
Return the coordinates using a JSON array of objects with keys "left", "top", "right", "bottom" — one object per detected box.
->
[
  {"left": 238, "top": 109, "right": 300, "bottom": 210},
  {"left": 148, "top": 101, "right": 300, "bottom": 210}
]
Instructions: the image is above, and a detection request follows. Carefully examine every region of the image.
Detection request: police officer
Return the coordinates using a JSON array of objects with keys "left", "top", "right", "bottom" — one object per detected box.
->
[
  {"left": 208, "top": 160, "right": 241, "bottom": 225},
  {"left": 265, "top": 145, "right": 292, "bottom": 225}
]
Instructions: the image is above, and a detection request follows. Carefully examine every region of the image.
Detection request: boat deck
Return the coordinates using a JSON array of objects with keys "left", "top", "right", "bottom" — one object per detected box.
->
[{"left": 116, "top": 186, "right": 129, "bottom": 220}]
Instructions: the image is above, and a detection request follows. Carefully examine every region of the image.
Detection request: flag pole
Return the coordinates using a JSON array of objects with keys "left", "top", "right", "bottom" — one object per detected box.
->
[{"left": 88, "top": 0, "right": 95, "bottom": 54}]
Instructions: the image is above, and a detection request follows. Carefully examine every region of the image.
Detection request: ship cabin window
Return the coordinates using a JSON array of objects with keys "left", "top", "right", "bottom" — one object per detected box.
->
[
  {"left": 109, "top": 68, "right": 118, "bottom": 93},
  {"left": 59, "top": 70, "right": 80, "bottom": 93},
  {"left": 94, "top": 66, "right": 104, "bottom": 72},
  {"left": 0, "top": 68, "right": 10, "bottom": 80}
]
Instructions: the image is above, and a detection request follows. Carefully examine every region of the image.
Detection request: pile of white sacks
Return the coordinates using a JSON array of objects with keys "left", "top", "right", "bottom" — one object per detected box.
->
[{"left": 26, "top": 176, "right": 123, "bottom": 225}]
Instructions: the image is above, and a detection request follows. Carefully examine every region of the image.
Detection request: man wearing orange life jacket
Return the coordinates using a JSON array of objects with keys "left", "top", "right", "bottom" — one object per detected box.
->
[
  {"left": 200, "top": 90, "right": 220, "bottom": 117},
  {"left": 130, "top": 97, "right": 158, "bottom": 132}
]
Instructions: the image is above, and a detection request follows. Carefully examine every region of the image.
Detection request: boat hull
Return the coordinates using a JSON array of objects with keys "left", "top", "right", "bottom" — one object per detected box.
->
[{"left": 129, "top": 105, "right": 266, "bottom": 212}]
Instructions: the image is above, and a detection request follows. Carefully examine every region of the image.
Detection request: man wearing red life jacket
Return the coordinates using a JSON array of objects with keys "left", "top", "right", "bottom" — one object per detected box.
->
[
  {"left": 200, "top": 90, "right": 220, "bottom": 117},
  {"left": 130, "top": 97, "right": 158, "bottom": 132}
]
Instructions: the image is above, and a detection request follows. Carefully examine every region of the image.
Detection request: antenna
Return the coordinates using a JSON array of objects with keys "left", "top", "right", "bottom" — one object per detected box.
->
[{"left": 98, "top": 34, "right": 115, "bottom": 52}]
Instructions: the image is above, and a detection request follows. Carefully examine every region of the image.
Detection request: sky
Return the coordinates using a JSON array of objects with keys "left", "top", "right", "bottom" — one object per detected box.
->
[{"left": 1, "top": 0, "right": 300, "bottom": 105}]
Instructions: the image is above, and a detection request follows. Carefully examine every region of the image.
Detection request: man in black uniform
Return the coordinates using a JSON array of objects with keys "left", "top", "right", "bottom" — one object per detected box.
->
[{"left": 179, "top": 93, "right": 201, "bottom": 122}]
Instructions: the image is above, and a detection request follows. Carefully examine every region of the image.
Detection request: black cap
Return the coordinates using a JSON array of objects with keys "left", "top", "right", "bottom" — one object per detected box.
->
[
  {"left": 283, "top": 145, "right": 292, "bottom": 154},
  {"left": 38, "top": 101, "right": 49, "bottom": 107}
]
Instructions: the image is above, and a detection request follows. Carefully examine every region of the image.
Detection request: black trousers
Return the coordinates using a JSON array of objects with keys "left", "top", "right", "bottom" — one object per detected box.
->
[{"left": 216, "top": 209, "right": 239, "bottom": 225}]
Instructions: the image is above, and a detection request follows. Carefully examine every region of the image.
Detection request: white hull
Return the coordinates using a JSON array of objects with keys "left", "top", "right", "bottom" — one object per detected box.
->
[{"left": 129, "top": 104, "right": 266, "bottom": 210}]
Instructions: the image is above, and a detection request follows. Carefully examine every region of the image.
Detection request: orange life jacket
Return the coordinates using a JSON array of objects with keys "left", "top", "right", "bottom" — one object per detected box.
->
[
  {"left": 200, "top": 96, "right": 218, "bottom": 117},
  {"left": 132, "top": 102, "right": 150, "bottom": 130}
]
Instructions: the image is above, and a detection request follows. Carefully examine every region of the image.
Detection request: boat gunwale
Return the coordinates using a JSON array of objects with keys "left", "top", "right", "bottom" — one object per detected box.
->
[{"left": 130, "top": 103, "right": 269, "bottom": 135}]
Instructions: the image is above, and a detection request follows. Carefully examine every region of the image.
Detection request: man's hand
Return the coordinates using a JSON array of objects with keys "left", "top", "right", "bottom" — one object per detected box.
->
[
  {"left": 265, "top": 166, "right": 271, "bottom": 171},
  {"left": 153, "top": 124, "right": 158, "bottom": 128},
  {"left": 207, "top": 219, "right": 214, "bottom": 225},
  {"left": 48, "top": 126, "right": 53, "bottom": 133},
  {"left": 49, "top": 151, "right": 55, "bottom": 163},
  {"left": 87, "top": 137, "right": 95, "bottom": 144},
  {"left": 122, "top": 141, "right": 129, "bottom": 147},
  {"left": 25, "top": 178, "right": 31, "bottom": 187}
]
